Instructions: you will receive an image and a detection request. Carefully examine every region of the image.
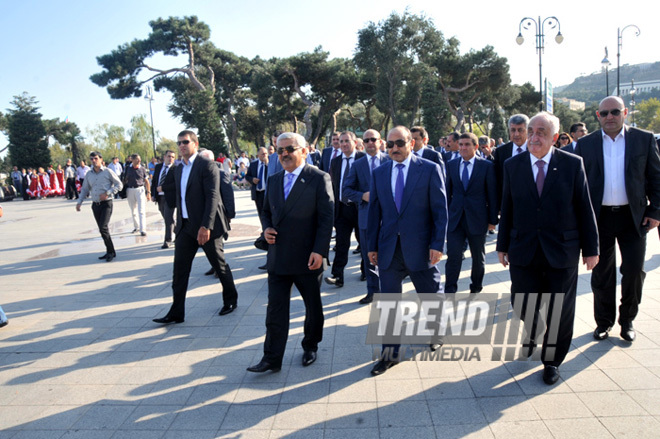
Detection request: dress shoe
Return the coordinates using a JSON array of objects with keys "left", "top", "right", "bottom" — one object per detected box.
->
[
  {"left": 620, "top": 322, "right": 636, "bottom": 342},
  {"left": 542, "top": 365, "right": 560, "bottom": 385},
  {"left": 153, "top": 316, "right": 184, "bottom": 324},
  {"left": 258, "top": 264, "right": 267, "bottom": 270},
  {"left": 219, "top": 303, "right": 237, "bottom": 315},
  {"left": 161, "top": 242, "right": 170, "bottom": 249},
  {"left": 0, "top": 321, "right": 8, "bottom": 328},
  {"left": 98, "top": 253, "right": 110, "bottom": 260},
  {"left": 325, "top": 276, "right": 344, "bottom": 287},
  {"left": 593, "top": 325, "right": 612, "bottom": 340},
  {"left": 359, "top": 294, "right": 373, "bottom": 304},
  {"left": 353, "top": 247, "right": 362, "bottom": 254},
  {"left": 105, "top": 253, "right": 115, "bottom": 262},
  {"left": 204, "top": 268, "right": 215, "bottom": 276},
  {"left": 430, "top": 342, "right": 443, "bottom": 352},
  {"left": 360, "top": 273, "right": 366, "bottom": 281},
  {"left": 302, "top": 350, "right": 317, "bottom": 366},
  {"left": 131, "top": 229, "right": 138, "bottom": 233},
  {"left": 140, "top": 232, "right": 147, "bottom": 236},
  {"left": 488, "top": 229, "right": 495, "bottom": 235},
  {"left": 247, "top": 360, "right": 281, "bottom": 373},
  {"left": 371, "top": 360, "right": 397, "bottom": 376}
]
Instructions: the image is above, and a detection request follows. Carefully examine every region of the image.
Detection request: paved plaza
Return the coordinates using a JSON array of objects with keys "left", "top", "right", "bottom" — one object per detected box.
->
[{"left": 1, "top": 190, "right": 660, "bottom": 438}]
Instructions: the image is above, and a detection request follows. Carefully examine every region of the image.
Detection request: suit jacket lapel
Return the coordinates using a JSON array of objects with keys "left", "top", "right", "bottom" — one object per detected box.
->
[
  {"left": 517, "top": 152, "right": 538, "bottom": 201},
  {"left": 281, "top": 165, "right": 310, "bottom": 219},
  {"left": 624, "top": 127, "right": 632, "bottom": 178},
  {"left": 541, "top": 151, "right": 561, "bottom": 199},
  {"left": 595, "top": 131, "right": 605, "bottom": 183},
  {"left": 399, "top": 156, "right": 422, "bottom": 214},
  {"left": 465, "top": 158, "right": 482, "bottom": 192}
]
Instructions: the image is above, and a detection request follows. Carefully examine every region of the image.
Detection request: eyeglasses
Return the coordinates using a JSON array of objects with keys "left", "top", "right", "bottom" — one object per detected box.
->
[
  {"left": 363, "top": 137, "right": 379, "bottom": 143},
  {"left": 89, "top": 157, "right": 99, "bottom": 161},
  {"left": 599, "top": 109, "right": 623, "bottom": 117},
  {"left": 386, "top": 139, "right": 408, "bottom": 149},
  {"left": 276, "top": 145, "right": 302, "bottom": 155},
  {"left": 177, "top": 140, "right": 191, "bottom": 146}
]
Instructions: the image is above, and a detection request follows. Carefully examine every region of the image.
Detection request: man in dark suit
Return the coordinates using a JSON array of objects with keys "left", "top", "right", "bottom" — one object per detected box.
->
[
  {"left": 152, "top": 150, "right": 177, "bottom": 249},
  {"left": 575, "top": 96, "right": 660, "bottom": 343},
  {"left": 247, "top": 132, "right": 334, "bottom": 373},
  {"left": 246, "top": 147, "right": 269, "bottom": 225},
  {"left": 442, "top": 132, "right": 461, "bottom": 164},
  {"left": 367, "top": 126, "right": 448, "bottom": 376},
  {"left": 493, "top": 114, "right": 529, "bottom": 208},
  {"left": 478, "top": 136, "right": 495, "bottom": 161},
  {"left": 267, "top": 132, "right": 283, "bottom": 178},
  {"left": 445, "top": 133, "right": 498, "bottom": 294},
  {"left": 562, "top": 122, "right": 588, "bottom": 153},
  {"left": 325, "top": 131, "right": 366, "bottom": 287},
  {"left": 306, "top": 143, "right": 322, "bottom": 167},
  {"left": 153, "top": 130, "right": 239, "bottom": 325},
  {"left": 320, "top": 131, "right": 342, "bottom": 173},
  {"left": 411, "top": 126, "right": 446, "bottom": 172},
  {"left": 497, "top": 112, "right": 599, "bottom": 385},
  {"left": 343, "top": 129, "right": 389, "bottom": 304}
]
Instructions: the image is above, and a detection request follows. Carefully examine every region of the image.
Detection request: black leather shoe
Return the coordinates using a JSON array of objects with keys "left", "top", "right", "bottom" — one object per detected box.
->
[
  {"left": 593, "top": 325, "right": 612, "bottom": 340},
  {"left": 98, "top": 253, "right": 110, "bottom": 260},
  {"left": 430, "top": 337, "right": 444, "bottom": 351},
  {"left": 542, "top": 365, "right": 560, "bottom": 385},
  {"left": 359, "top": 295, "right": 373, "bottom": 304},
  {"left": 353, "top": 247, "right": 362, "bottom": 254},
  {"left": 620, "top": 322, "right": 636, "bottom": 342},
  {"left": 131, "top": 229, "right": 138, "bottom": 233},
  {"left": 105, "top": 253, "right": 115, "bottom": 262},
  {"left": 360, "top": 273, "right": 366, "bottom": 281},
  {"left": 325, "top": 276, "right": 344, "bottom": 287},
  {"left": 204, "top": 268, "right": 215, "bottom": 276},
  {"left": 153, "top": 316, "right": 184, "bottom": 324},
  {"left": 302, "top": 350, "right": 317, "bottom": 367},
  {"left": 0, "top": 321, "right": 8, "bottom": 328},
  {"left": 161, "top": 243, "right": 170, "bottom": 249},
  {"left": 219, "top": 304, "right": 236, "bottom": 315},
  {"left": 258, "top": 264, "right": 267, "bottom": 270},
  {"left": 247, "top": 360, "right": 281, "bottom": 373},
  {"left": 371, "top": 360, "right": 397, "bottom": 376},
  {"left": 140, "top": 232, "right": 147, "bottom": 236}
]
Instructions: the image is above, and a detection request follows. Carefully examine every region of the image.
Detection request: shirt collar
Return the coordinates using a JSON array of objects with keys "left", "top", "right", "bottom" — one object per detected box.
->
[
  {"left": 285, "top": 162, "right": 305, "bottom": 178},
  {"left": 530, "top": 148, "right": 553, "bottom": 167},
  {"left": 601, "top": 126, "right": 626, "bottom": 141},
  {"left": 183, "top": 153, "right": 198, "bottom": 167}
]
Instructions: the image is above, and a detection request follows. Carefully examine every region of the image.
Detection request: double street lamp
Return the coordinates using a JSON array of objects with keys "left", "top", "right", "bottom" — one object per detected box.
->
[
  {"left": 616, "top": 24, "right": 641, "bottom": 96},
  {"left": 516, "top": 16, "right": 564, "bottom": 112}
]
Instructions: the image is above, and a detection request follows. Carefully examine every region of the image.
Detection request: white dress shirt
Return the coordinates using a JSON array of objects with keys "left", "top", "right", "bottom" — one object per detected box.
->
[
  {"left": 390, "top": 155, "right": 412, "bottom": 198},
  {"left": 180, "top": 153, "right": 198, "bottom": 219},
  {"left": 601, "top": 128, "right": 628, "bottom": 206}
]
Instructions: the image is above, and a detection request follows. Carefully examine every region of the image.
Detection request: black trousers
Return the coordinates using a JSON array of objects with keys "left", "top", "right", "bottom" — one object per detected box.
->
[
  {"left": 592, "top": 206, "right": 647, "bottom": 327},
  {"left": 91, "top": 200, "right": 115, "bottom": 255},
  {"left": 66, "top": 178, "right": 77, "bottom": 199},
  {"left": 168, "top": 221, "right": 238, "bottom": 320},
  {"left": 445, "top": 214, "right": 487, "bottom": 294},
  {"left": 331, "top": 202, "right": 359, "bottom": 278},
  {"left": 263, "top": 271, "right": 324, "bottom": 367},
  {"left": 157, "top": 198, "right": 175, "bottom": 243},
  {"left": 509, "top": 247, "right": 578, "bottom": 367}
]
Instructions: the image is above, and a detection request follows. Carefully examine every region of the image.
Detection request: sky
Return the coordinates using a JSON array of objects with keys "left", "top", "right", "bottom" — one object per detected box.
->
[{"left": 1, "top": 0, "right": 657, "bottom": 156}]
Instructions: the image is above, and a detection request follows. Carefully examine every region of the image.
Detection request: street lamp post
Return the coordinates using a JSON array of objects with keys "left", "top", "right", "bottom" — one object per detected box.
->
[
  {"left": 144, "top": 85, "right": 157, "bottom": 159},
  {"left": 630, "top": 79, "right": 636, "bottom": 127},
  {"left": 601, "top": 47, "right": 611, "bottom": 97},
  {"left": 616, "top": 24, "right": 641, "bottom": 96},
  {"left": 516, "top": 16, "right": 564, "bottom": 112}
]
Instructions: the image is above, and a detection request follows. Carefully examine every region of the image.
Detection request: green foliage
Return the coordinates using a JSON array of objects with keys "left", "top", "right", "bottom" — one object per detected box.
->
[
  {"left": 552, "top": 102, "right": 582, "bottom": 134},
  {"left": 128, "top": 114, "right": 159, "bottom": 160},
  {"left": 6, "top": 93, "right": 51, "bottom": 169},
  {"left": 635, "top": 98, "right": 660, "bottom": 132}
]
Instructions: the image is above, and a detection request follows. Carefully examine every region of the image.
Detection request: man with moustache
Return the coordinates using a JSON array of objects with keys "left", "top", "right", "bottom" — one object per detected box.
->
[
  {"left": 321, "top": 131, "right": 342, "bottom": 173},
  {"left": 493, "top": 114, "right": 529, "bottom": 208},
  {"left": 247, "top": 132, "right": 334, "bottom": 372},
  {"left": 442, "top": 132, "right": 461, "bottom": 163},
  {"left": 342, "top": 129, "right": 389, "bottom": 304},
  {"left": 576, "top": 96, "right": 660, "bottom": 343}
]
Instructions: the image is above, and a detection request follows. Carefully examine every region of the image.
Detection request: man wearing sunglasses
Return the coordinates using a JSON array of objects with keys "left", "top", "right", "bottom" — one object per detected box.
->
[
  {"left": 153, "top": 130, "right": 239, "bottom": 324},
  {"left": 576, "top": 96, "right": 660, "bottom": 343},
  {"left": 367, "top": 126, "right": 448, "bottom": 376}
]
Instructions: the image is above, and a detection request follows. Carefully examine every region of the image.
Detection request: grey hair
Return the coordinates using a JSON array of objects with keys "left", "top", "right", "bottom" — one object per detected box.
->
[
  {"left": 198, "top": 148, "right": 215, "bottom": 161},
  {"left": 508, "top": 114, "right": 530, "bottom": 128},
  {"left": 277, "top": 132, "right": 306, "bottom": 148},
  {"left": 529, "top": 112, "right": 560, "bottom": 135}
]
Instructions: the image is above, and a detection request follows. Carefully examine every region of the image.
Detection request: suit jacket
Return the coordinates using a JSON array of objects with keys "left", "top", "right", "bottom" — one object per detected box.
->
[
  {"left": 415, "top": 148, "right": 446, "bottom": 176},
  {"left": 329, "top": 151, "right": 366, "bottom": 217},
  {"left": 246, "top": 159, "right": 268, "bottom": 201},
  {"left": 446, "top": 156, "right": 498, "bottom": 235},
  {"left": 216, "top": 164, "right": 235, "bottom": 222},
  {"left": 307, "top": 150, "right": 322, "bottom": 168},
  {"left": 575, "top": 127, "right": 660, "bottom": 235},
  {"left": 367, "top": 155, "right": 448, "bottom": 272},
  {"left": 267, "top": 152, "right": 283, "bottom": 178},
  {"left": 496, "top": 149, "right": 599, "bottom": 268},
  {"left": 174, "top": 155, "right": 229, "bottom": 240},
  {"left": 152, "top": 163, "right": 177, "bottom": 208},
  {"left": 262, "top": 164, "right": 334, "bottom": 275},
  {"left": 342, "top": 152, "right": 390, "bottom": 230},
  {"left": 321, "top": 147, "right": 341, "bottom": 172},
  {"left": 561, "top": 141, "right": 576, "bottom": 154},
  {"left": 442, "top": 150, "right": 461, "bottom": 164}
]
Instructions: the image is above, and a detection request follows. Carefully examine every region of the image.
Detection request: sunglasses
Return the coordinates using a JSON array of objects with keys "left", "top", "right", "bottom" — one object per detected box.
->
[
  {"left": 559, "top": 137, "right": 569, "bottom": 141},
  {"left": 386, "top": 139, "right": 408, "bottom": 149},
  {"left": 599, "top": 109, "right": 623, "bottom": 117},
  {"left": 176, "top": 140, "right": 191, "bottom": 146},
  {"left": 363, "top": 137, "right": 379, "bottom": 143},
  {"left": 276, "top": 145, "right": 302, "bottom": 155}
]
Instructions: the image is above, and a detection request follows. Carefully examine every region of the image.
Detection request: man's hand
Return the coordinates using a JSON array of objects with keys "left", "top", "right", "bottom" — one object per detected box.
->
[
  {"left": 99, "top": 193, "right": 108, "bottom": 201},
  {"left": 197, "top": 226, "right": 211, "bottom": 246},
  {"left": 361, "top": 192, "right": 370, "bottom": 202},
  {"left": 264, "top": 227, "right": 278, "bottom": 244},
  {"left": 429, "top": 249, "right": 443, "bottom": 265},
  {"left": 583, "top": 255, "right": 599, "bottom": 270},
  {"left": 368, "top": 251, "right": 378, "bottom": 266},
  {"left": 253, "top": 178, "right": 260, "bottom": 185},
  {"left": 642, "top": 217, "right": 660, "bottom": 231},
  {"left": 488, "top": 224, "right": 496, "bottom": 231},
  {"left": 308, "top": 252, "right": 323, "bottom": 270},
  {"left": 498, "top": 252, "right": 509, "bottom": 267},
  {"left": 157, "top": 185, "right": 163, "bottom": 193},
  {"left": 75, "top": 204, "right": 81, "bottom": 212}
]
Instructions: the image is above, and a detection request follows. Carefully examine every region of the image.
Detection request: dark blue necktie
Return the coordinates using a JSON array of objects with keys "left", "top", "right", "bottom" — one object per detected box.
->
[
  {"left": 462, "top": 161, "right": 470, "bottom": 190},
  {"left": 257, "top": 163, "right": 263, "bottom": 190},
  {"left": 395, "top": 163, "right": 405, "bottom": 212},
  {"left": 371, "top": 156, "right": 377, "bottom": 172}
]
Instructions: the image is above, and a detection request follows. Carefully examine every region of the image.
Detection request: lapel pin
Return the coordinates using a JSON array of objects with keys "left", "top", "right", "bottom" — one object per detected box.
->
[
  {"left": 553, "top": 168, "right": 557, "bottom": 171},
  {"left": 301, "top": 178, "right": 305, "bottom": 183}
]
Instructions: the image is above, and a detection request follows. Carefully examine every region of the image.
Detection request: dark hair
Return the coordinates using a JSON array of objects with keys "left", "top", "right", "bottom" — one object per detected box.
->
[
  {"left": 178, "top": 130, "right": 199, "bottom": 144},
  {"left": 410, "top": 126, "right": 428, "bottom": 139},
  {"left": 569, "top": 122, "right": 586, "bottom": 135},
  {"left": 89, "top": 151, "right": 102, "bottom": 159},
  {"left": 459, "top": 132, "right": 478, "bottom": 145},
  {"left": 447, "top": 132, "right": 460, "bottom": 142}
]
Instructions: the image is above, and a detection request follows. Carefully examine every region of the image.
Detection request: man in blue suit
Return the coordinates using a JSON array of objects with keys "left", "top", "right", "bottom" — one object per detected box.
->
[
  {"left": 367, "top": 126, "right": 448, "bottom": 376},
  {"left": 410, "top": 126, "right": 445, "bottom": 173},
  {"left": 445, "top": 133, "right": 498, "bottom": 294},
  {"left": 267, "top": 132, "right": 283, "bottom": 178},
  {"left": 343, "top": 129, "right": 389, "bottom": 304},
  {"left": 306, "top": 143, "right": 322, "bottom": 167},
  {"left": 320, "top": 132, "right": 342, "bottom": 173},
  {"left": 442, "top": 132, "right": 461, "bottom": 163}
]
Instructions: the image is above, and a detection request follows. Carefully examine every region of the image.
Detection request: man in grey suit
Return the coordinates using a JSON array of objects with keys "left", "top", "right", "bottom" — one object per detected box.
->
[{"left": 248, "top": 132, "right": 334, "bottom": 372}]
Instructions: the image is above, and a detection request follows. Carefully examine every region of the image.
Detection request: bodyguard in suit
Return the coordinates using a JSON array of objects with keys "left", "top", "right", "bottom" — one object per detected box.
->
[
  {"left": 153, "top": 130, "right": 239, "bottom": 325},
  {"left": 267, "top": 132, "right": 283, "bottom": 178},
  {"left": 320, "top": 131, "right": 342, "bottom": 172},
  {"left": 306, "top": 143, "right": 322, "bottom": 167},
  {"left": 367, "top": 126, "right": 448, "bottom": 376},
  {"left": 152, "top": 150, "right": 177, "bottom": 249},
  {"left": 247, "top": 132, "right": 334, "bottom": 372},
  {"left": 442, "top": 132, "right": 461, "bottom": 164},
  {"left": 246, "top": 147, "right": 269, "bottom": 227},
  {"left": 497, "top": 112, "right": 599, "bottom": 385},
  {"left": 562, "top": 122, "right": 588, "bottom": 153},
  {"left": 343, "top": 129, "right": 389, "bottom": 304},
  {"left": 411, "top": 126, "right": 446, "bottom": 173},
  {"left": 575, "top": 96, "right": 660, "bottom": 343},
  {"left": 445, "top": 133, "right": 498, "bottom": 294},
  {"left": 325, "top": 132, "right": 366, "bottom": 287},
  {"left": 493, "top": 114, "right": 529, "bottom": 208}
]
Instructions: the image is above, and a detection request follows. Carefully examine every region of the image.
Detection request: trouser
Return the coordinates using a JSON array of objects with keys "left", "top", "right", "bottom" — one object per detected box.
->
[
  {"left": 91, "top": 200, "right": 115, "bottom": 255},
  {"left": 445, "top": 216, "right": 487, "bottom": 294},
  {"left": 332, "top": 202, "right": 359, "bottom": 278},
  {"left": 65, "top": 178, "right": 77, "bottom": 199},
  {"left": 157, "top": 198, "right": 175, "bottom": 243},
  {"left": 254, "top": 190, "right": 266, "bottom": 229},
  {"left": 127, "top": 187, "right": 147, "bottom": 232},
  {"left": 12, "top": 179, "right": 22, "bottom": 195},
  {"left": 359, "top": 227, "right": 380, "bottom": 297}
]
